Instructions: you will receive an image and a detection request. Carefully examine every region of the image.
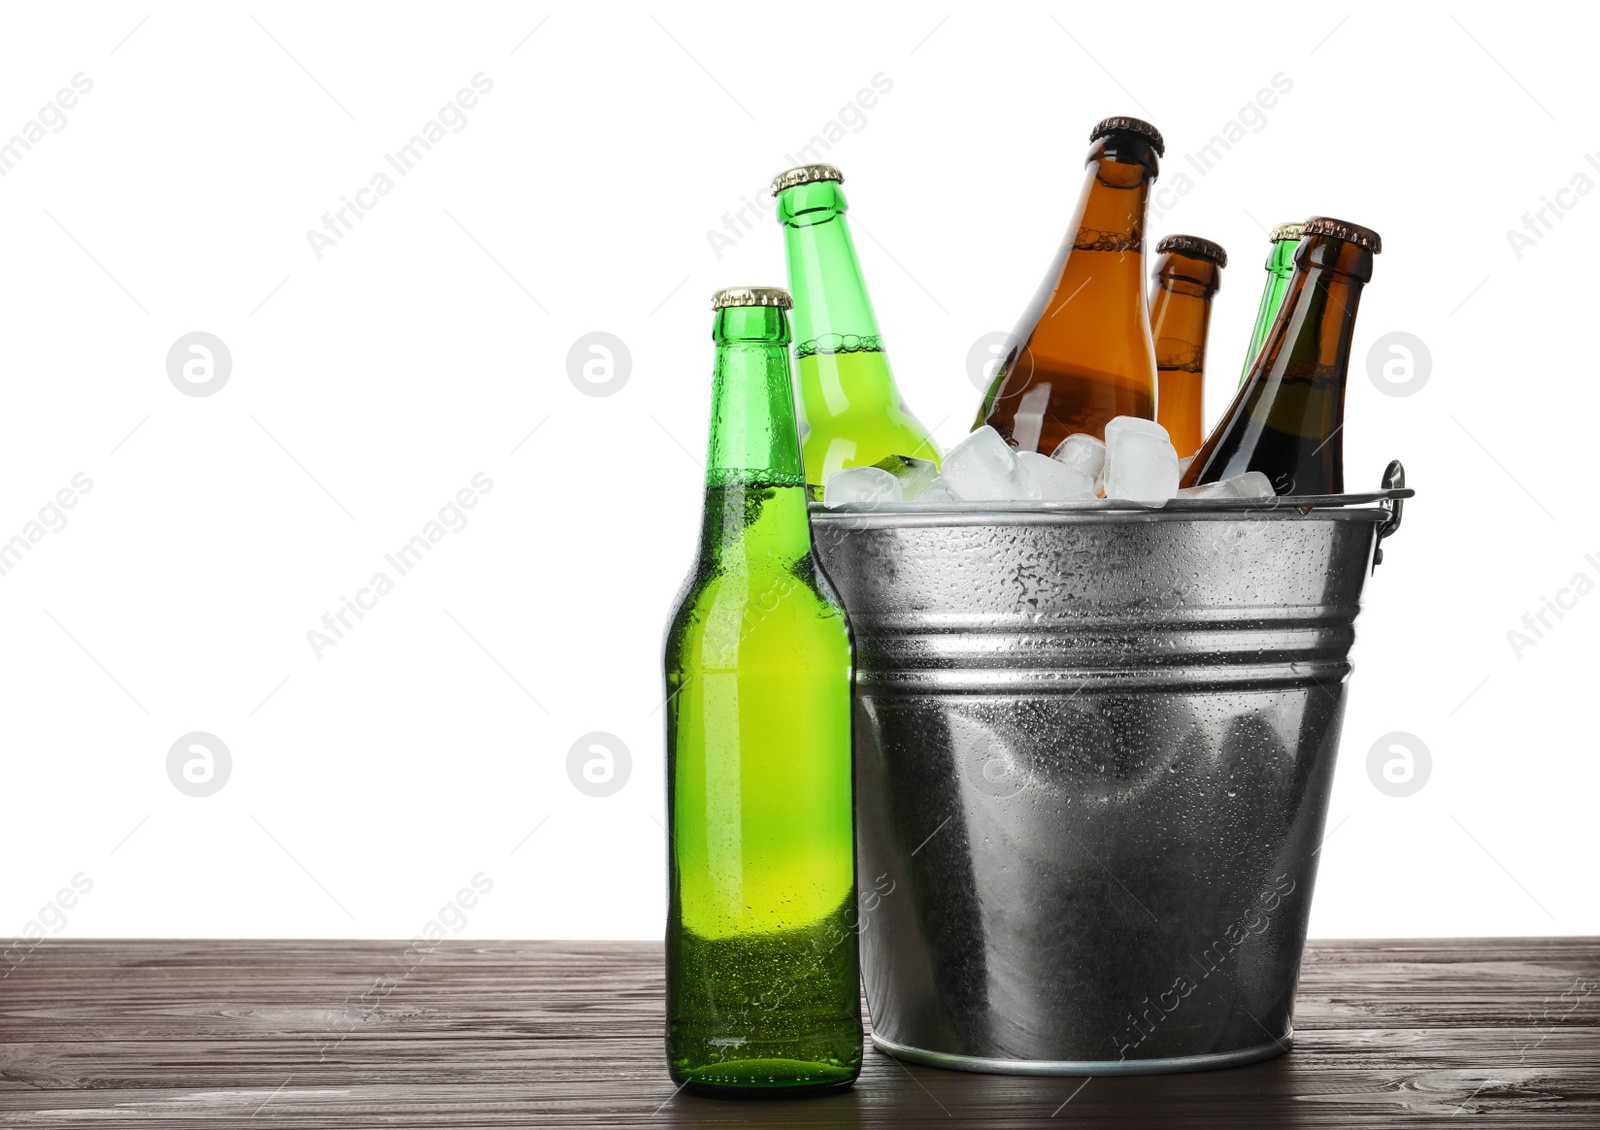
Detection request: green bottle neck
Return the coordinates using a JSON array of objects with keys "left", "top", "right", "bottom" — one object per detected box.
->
[
  {"left": 1266, "top": 235, "right": 1299, "bottom": 277},
  {"left": 706, "top": 306, "right": 805, "bottom": 484},
  {"left": 701, "top": 306, "right": 810, "bottom": 568},
  {"left": 1241, "top": 236, "right": 1303, "bottom": 381},
  {"left": 777, "top": 182, "right": 885, "bottom": 355}
]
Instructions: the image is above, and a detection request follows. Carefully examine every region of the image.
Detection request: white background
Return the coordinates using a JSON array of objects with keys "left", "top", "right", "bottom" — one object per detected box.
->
[{"left": 1, "top": 1, "right": 1592, "bottom": 943}]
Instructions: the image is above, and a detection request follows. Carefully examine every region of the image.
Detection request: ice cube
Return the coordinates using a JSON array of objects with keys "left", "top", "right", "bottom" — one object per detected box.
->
[
  {"left": 872, "top": 454, "right": 939, "bottom": 500},
  {"left": 1105, "top": 415, "right": 1170, "bottom": 441},
  {"left": 1050, "top": 433, "right": 1106, "bottom": 480},
  {"left": 1017, "top": 451, "right": 1095, "bottom": 501},
  {"left": 1102, "top": 416, "right": 1180, "bottom": 503},
  {"left": 1176, "top": 480, "right": 1231, "bottom": 499},
  {"left": 1226, "top": 471, "right": 1276, "bottom": 499},
  {"left": 907, "top": 481, "right": 955, "bottom": 507},
  {"left": 941, "top": 426, "right": 1031, "bottom": 501},
  {"left": 823, "top": 466, "right": 903, "bottom": 508},
  {"left": 1178, "top": 455, "right": 1194, "bottom": 476},
  {"left": 1176, "top": 471, "right": 1278, "bottom": 500}
]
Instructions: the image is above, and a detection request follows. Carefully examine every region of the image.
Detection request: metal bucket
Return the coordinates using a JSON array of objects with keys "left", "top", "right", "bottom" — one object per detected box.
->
[{"left": 809, "top": 464, "right": 1411, "bottom": 1076}]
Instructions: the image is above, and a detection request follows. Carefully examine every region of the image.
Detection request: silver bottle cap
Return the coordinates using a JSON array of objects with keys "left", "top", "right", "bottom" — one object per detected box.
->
[
  {"left": 711, "top": 286, "right": 793, "bottom": 310},
  {"left": 770, "top": 163, "right": 844, "bottom": 196}
]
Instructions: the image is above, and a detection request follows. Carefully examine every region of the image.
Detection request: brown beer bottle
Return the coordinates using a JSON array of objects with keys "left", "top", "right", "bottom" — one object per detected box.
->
[
  {"left": 974, "top": 116, "right": 1161, "bottom": 453},
  {"left": 1148, "top": 235, "right": 1226, "bottom": 458},
  {"left": 1182, "top": 217, "right": 1381, "bottom": 496}
]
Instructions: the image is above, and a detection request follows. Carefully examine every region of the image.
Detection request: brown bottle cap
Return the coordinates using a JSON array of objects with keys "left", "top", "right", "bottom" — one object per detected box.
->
[
  {"left": 770, "top": 163, "right": 844, "bottom": 196},
  {"left": 1301, "top": 216, "right": 1382, "bottom": 253},
  {"left": 1269, "top": 222, "right": 1304, "bottom": 243},
  {"left": 712, "top": 286, "right": 792, "bottom": 310},
  {"left": 1156, "top": 234, "right": 1227, "bottom": 268},
  {"left": 1090, "top": 116, "right": 1164, "bottom": 157}
]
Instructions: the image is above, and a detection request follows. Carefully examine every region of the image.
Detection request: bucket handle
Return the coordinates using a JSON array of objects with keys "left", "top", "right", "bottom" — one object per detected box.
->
[{"left": 1373, "top": 460, "right": 1405, "bottom": 567}]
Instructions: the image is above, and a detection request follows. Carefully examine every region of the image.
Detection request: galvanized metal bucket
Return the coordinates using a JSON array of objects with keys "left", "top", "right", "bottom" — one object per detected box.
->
[{"left": 809, "top": 463, "right": 1411, "bottom": 1076}]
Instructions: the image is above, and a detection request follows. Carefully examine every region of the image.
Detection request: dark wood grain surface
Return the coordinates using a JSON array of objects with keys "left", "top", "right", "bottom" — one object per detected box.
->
[{"left": 2, "top": 938, "right": 1597, "bottom": 1127}]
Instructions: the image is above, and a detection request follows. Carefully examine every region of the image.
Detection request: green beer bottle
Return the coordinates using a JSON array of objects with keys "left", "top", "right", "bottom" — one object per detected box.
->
[
  {"left": 663, "top": 285, "right": 861, "bottom": 1095},
  {"left": 773, "top": 164, "right": 941, "bottom": 497},
  {"left": 1239, "top": 222, "right": 1303, "bottom": 382}
]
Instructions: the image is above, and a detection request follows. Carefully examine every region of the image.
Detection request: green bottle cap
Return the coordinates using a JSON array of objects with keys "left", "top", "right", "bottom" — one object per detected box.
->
[
  {"left": 1302, "top": 216, "right": 1382, "bottom": 254},
  {"left": 1269, "top": 222, "right": 1304, "bottom": 243},
  {"left": 711, "top": 286, "right": 792, "bottom": 310},
  {"left": 1156, "top": 234, "right": 1228, "bottom": 268},
  {"left": 770, "top": 164, "right": 844, "bottom": 196}
]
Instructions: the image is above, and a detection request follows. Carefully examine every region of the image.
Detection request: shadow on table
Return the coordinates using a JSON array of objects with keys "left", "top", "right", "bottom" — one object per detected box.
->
[{"left": 649, "top": 1042, "right": 1328, "bottom": 1128}]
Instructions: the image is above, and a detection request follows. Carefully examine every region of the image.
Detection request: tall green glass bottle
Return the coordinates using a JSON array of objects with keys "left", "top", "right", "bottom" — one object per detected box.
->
[
  {"left": 1239, "top": 222, "right": 1303, "bottom": 382},
  {"left": 773, "top": 164, "right": 941, "bottom": 497},
  {"left": 662, "top": 286, "right": 861, "bottom": 1096}
]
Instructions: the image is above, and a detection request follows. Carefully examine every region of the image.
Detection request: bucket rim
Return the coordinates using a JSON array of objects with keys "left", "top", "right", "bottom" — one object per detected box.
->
[{"left": 811, "top": 488, "right": 1410, "bottom": 528}]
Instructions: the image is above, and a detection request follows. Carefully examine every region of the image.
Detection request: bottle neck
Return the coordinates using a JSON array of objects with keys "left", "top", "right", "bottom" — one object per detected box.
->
[
  {"left": 1249, "top": 235, "right": 1370, "bottom": 390},
  {"left": 1266, "top": 236, "right": 1299, "bottom": 279},
  {"left": 1071, "top": 137, "right": 1157, "bottom": 253},
  {"left": 976, "top": 135, "right": 1160, "bottom": 450},
  {"left": 777, "top": 181, "right": 884, "bottom": 354},
  {"left": 1240, "top": 237, "right": 1303, "bottom": 382},
  {"left": 1149, "top": 251, "right": 1220, "bottom": 374},
  {"left": 701, "top": 306, "right": 810, "bottom": 566},
  {"left": 706, "top": 307, "right": 806, "bottom": 485},
  {"left": 1025, "top": 144, "right": 1158, "bottom": 342}
]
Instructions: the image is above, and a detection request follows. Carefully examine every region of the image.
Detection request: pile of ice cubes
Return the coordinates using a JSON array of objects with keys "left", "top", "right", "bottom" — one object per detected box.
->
[{"left": 823, "top": 417, "right": 1273, "bottom": 507}]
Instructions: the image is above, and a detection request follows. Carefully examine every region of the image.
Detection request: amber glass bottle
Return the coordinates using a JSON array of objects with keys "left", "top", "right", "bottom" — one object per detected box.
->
[
  {"left": 974, "top": 116, "right": 1161, "bottom": 453},
  {"left": 1148, "top": 235, "right": 1226, "bottom": 458},
  {"left": 1183, "top": 217, "right": 1381, "bottom": 496}
]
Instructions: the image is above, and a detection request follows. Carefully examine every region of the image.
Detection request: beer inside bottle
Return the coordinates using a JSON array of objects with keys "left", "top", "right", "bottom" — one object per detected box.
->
[
  {"left": 1239, "top": 222, "right": 1303, "bottom": 383},
  {"left": 1148, "top": 234, "right": 1226, "bottom": 459},
  {"left": 774, "top": 164, "right": 941, "bottom": 496},
  {"left": 974, "top": 116, "right": 1162, "bottom": 452},
  {"left": 662, "top": 286, "right": 861, "bottom": 1095},
  {"left": 1183, "top": 217, "right": 1381, "bottom": 496}
]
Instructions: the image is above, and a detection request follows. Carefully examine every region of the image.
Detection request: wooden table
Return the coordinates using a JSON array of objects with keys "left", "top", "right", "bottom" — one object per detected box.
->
[{"left": 2, "top": 938, "right": 1596, "bottom": 1127}]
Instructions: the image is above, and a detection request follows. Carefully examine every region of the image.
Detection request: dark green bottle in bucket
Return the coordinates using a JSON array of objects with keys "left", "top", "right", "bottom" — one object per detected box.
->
[
  {"left": 662, "top": 286, "right": 861, "bottom": 1095},
  {"left": 1187, "top": 217, "right": 1380, "bottom": 495}
]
